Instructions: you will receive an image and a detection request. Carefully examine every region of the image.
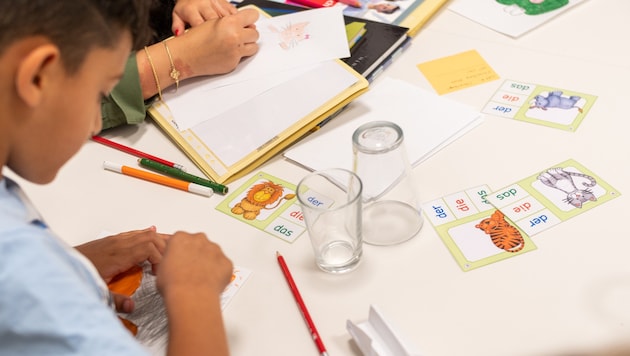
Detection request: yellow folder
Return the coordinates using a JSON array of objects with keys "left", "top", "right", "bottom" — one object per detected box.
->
[
  {"left": 148, "top": 59, "right": 368, "bottom": 184},
  {"left": 402, "top": 0, "right": 449, "bottom": 37}
]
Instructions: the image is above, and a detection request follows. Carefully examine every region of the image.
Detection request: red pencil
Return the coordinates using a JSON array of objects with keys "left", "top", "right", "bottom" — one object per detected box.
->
[
  {"left": 91, "top": 135, "right": 185, "bottom": 171},
  {"left": 289, "top": 0, "right": 337, "bottom": 8},
  {"left": 276, "top": 252, "right": 328, "bottom": 356}
]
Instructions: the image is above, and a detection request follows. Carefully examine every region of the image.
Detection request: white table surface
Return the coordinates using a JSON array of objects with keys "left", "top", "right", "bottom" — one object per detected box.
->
[{"left": 8, "top": 1, "right": 630, "bottom": 355}]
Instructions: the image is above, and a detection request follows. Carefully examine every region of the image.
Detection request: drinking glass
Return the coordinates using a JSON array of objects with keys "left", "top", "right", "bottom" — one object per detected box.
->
[
  {"left": 352, "top": 121, "right": 423, "bottom": 245},
  {"left": 296, "top": 168, "right": 363, "bottom": 273}
]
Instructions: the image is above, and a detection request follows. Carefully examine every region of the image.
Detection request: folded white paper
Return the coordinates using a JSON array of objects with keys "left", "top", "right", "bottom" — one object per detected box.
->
[
  {"left": 347, "top": 305, "right": 422, "bottom": 356},
  {"left": 283, "top": 76, "right": 483, "bottom": 176}
]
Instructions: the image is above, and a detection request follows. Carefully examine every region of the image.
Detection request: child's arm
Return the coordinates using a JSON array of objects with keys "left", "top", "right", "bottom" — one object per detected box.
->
[
  {"left": 157, "top": 232, "right": 233, "bottom": 356},
  {"left": 136, "top": 9, "right": 260, "bottom": 100},
  {"left": 102, "top": 8, "right": 260, "bottom": 131}
]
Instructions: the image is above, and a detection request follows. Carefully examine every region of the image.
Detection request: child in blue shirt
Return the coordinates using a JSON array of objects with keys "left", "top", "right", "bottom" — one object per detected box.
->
[{"left": 0, "top": 1, "right": 234, "bottom": 355}]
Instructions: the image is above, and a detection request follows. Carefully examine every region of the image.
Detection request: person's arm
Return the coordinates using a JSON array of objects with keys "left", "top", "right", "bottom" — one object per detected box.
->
[
  {"left": 101, "top": 55, "right": 147, "bottom": 130},
  {"left": 1, "top": 230, "right": 150, "bottom": 355},
  {"left": 163, "top": 283, "right": 229, "bottom": 355},
  {"left": 100, "top": 8, "right": 259, "bottom": 131},
  {"left": 136, "top": 9, "right": 260, "bottom": 100},
  {"left": 76, "top": 228, "right": 233, "bottom": 355},
  {"left": 157, "top": 232, "right": 233, "bottom": 356},
  {"left": 171, "top": 0, "right": 238, "bottom": 35}
]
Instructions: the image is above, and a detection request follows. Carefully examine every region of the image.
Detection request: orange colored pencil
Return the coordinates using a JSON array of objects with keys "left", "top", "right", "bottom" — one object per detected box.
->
[{"left": 103, "top": 161, "right": 213, "bottom": 197}]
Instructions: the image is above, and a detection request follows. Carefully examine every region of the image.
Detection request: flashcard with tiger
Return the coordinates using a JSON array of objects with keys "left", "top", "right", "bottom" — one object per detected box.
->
[
  {"left": 422, "top": 185, "right": 537, "bottom": 271},
  {"left": 216, "top": 171, "right": 306, "bottom": 243},
  {"left": 482, "top": 79, "right": 597, "bottom": 131},
  {"left": 485, "top": 158, "right": 621, "bottom": 238}
]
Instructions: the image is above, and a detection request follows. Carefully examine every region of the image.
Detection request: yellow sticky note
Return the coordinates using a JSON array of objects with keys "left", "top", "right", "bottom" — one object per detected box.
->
[{"left": 417, "top": 50, "right": 499, "bottom": 95}]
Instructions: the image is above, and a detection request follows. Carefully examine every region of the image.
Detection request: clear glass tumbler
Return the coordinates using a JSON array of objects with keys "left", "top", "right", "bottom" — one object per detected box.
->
[
  {"left": 296, "top": 168, "right": 363, "bottom": 273},
  {"left": 352, "top": 121, "right": 423, "bottom": 245}
]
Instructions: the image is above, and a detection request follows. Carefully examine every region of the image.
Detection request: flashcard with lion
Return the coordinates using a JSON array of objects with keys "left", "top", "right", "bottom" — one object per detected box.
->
[{"left": 216, "top": 171, "right": 306, "bottom": 242}]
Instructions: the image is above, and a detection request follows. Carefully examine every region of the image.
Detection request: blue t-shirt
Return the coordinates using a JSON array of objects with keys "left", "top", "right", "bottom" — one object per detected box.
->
[{"left": 0, "top": 178, "right": 149, "bottom": 355}]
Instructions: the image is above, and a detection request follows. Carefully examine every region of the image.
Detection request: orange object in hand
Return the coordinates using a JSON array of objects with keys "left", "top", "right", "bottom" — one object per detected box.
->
[{"left": 107, "top": 265, "right": 144, "bottom": 335}]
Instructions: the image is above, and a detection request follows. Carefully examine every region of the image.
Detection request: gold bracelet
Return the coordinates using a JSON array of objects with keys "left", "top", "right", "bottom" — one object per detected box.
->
[
  {"left": 162, "top": 40, "right": 180, "bottom": 91},
  {"left": 144, "top": 46, "right": 162, "bottom": 101}
]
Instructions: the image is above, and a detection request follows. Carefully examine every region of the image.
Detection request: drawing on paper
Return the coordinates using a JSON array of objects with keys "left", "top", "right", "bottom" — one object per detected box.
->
[
  {"left": 108, "top": 263, "right": 168, "bottom": 349},
  {"left": 231, "top": 180, "right": 296, "bottom": 220},
  {"left": 268, "top": 22, "right": 311, "bottom": 50},
  {"left": 108, "top": 263, "right": 250, "bottom": 349},
  {"left": 496, "top": 0, "right": 569, "bottom": 15}
]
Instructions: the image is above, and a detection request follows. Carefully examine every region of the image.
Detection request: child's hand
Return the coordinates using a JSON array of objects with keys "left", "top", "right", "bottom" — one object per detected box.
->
[
  {"left": 156, "top": 231, "right": 233, "bottom": 296},
  {"left": 75, "top": 226, "right": 168, "bottom": 283},
  {"left": 168, "top": 8, "right": 260, "bottom": 78},
  {"left": 172, "top": 0, "right": 238, "bottom": 35},
  {"left": 111, "top": 292, "right": 135, "bottom": 313}
]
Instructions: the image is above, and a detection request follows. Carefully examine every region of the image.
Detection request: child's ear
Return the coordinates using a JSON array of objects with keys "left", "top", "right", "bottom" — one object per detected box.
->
[{"left": 16, "top": 44, "right": 59, "bottom": 107}]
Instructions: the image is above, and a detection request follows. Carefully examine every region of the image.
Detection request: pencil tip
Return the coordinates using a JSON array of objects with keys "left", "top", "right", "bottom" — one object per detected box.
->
[{"left": 276, "top": 251, "right": 280, "bottom": 257}]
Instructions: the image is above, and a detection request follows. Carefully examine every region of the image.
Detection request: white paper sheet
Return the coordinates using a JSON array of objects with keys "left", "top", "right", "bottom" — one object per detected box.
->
[
  {"left": 283, "top": 76, "right": 483, "bottom": 174},
  {"left": 162, "top": 6, "right": 350, "bottom": 130},
  {"left": 190, "top": 60, "right": 359, "bottom": 168}
]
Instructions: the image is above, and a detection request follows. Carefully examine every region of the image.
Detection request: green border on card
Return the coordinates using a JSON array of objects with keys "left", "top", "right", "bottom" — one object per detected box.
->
[
  {"left": 514, "top": 158, "right": 621, "bottom": 221},
  {"left": 429, "top": 210, "right": 537, "bottom": 272},
  {"left": 514, "top": 85, "right": 597, "bottom": 131}
]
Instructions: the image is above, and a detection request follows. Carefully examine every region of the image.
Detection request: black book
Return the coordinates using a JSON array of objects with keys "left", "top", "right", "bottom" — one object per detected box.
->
[{"left": 237, "top": 0, "right": 411, "bottom": 82}]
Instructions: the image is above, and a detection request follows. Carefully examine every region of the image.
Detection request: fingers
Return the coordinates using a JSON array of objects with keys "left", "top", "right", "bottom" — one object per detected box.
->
[
  {"left": 122, "top": 228, "right": 168, "bottom": 263},
  {"left": 145, "top": 233, "right": 169, "bottom": 274},
  {"left": 182, "top": 11, "right": 206, "bottom": 28},
  {"left": 157, "top": 232, "right": 233, "bottom": 295},
  {"left": 77, "top": 227, "right": 169, "bottom": 283},
  {"left": 241, "top": 42, "right": 260, "bottom": 58},
  {"left": 111, "top": 292, "right": 135, "bottom": 314},
  {"left": 128, "top": 231, "right": 168, "bottom": 274},
  {"left": 172, "top": 0, "right": 238, "bottom": 34},
  {"left": 228, "top": 9, "right": 260, "bottom": 55},
  {"left": 162, "top": 5, "right": 261, "bottom": 78},
  {"left": 236, "top": 7, "right": 261, "bottom": 27},
  {"left": 171, "top": 15, "right": 186, "bottom": 36},
  {"left": 237, "top": 9, "right": 260, "bottom": 44},
  {"left": 207, "top": 0, "right": 238, "bottom": 18}
]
